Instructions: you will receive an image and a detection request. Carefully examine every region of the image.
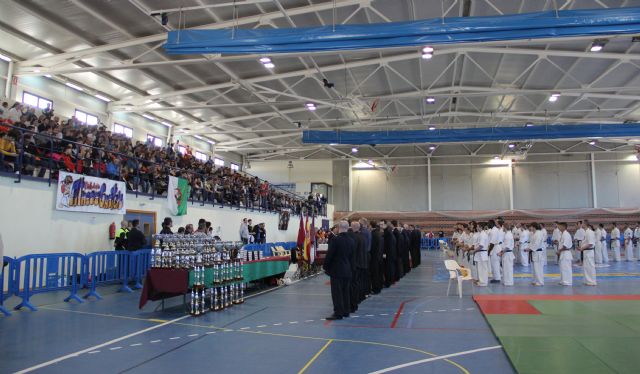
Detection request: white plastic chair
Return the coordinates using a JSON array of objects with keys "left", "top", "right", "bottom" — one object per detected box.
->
[{"left": 445, "top": 260, "right": 474, "bottom": 298}]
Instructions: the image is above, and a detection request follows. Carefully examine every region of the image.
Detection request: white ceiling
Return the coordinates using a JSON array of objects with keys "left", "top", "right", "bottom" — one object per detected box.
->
[{"left": 2, "top": 0, "right": 640, "bottom": 164}]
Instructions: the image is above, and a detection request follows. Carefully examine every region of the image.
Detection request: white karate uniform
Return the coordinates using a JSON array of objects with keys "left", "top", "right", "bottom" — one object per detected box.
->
[
  {"left": 541, "top": 227, "right": 549, "bottom": 265},
  {"left": 502, "top": 230, "right": 515, "bottom": 286},
  {"left": 520, "top": 229, "right": 530, "bottom": 266},
  {"left": 624, "top": 228, "right": 635, "bottom": 261},
  {"left": 475, "top": 230, "right": 490, "bottom": 286},
  {"left": 582, "top": 228, "right": 597, "bottom": 285},
  {"left": 552, "top": 227, "right": 561, "bottom": 264},
  {"left": 530, "top": 230, "right": 545, "bottom": 286},
  {"left": 611, "top": 227, "right": 621, "bottom": 261},
  {"left": 600, "top": 228, "right": 609, "bottom": 263},
  {"left": 513, "top": 227, "right": 521, "bottom": 264},
  {"left": 594, "top": 228, "right": 603, "bottom": 264},
  {"left": 452, "top": 231, "right": 462, "bottom": 261},
  {"left": 470, "top": 232, "right": 479, "bottom": 280},
  {"left": 635, "top": 227, "right": 640, "bottom": 261},
  {"left": 489, "top": 226, "right": 502, "bottom": 281},
  {"left": 559, "top": 230, "right": 574, "bottom": 285}
]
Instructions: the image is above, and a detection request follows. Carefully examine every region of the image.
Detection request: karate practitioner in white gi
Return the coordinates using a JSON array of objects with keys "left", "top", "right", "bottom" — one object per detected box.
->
[
  {"left": 611, "top": 222, "right": 621, "bottom": 262},
  {"left": 557, "top": 222, "right": 573, "bottom": 286},
  {"left": 488, "top": 219, "right": 502, "bottom": 283},
  {"left": 474, "top": 223, "right": 490, "bottom": 287},
  {"left": 552, "top": 222, "right": 561, "bottom": 264},
  {"left": 501, "top": 222, "right": 515, "bottom": 286},
  {"left": 540, "top": 223, "right": 549, "bottom": 266},
  {"left": 529, "top": 223, "right": 544, "bottom": 286},
  {"left": 594, "top": 224, "right": 604, "bottom": 265},
  {"left": 520, "top": 225, "right": 530, "bottom": 267},
  {"left": 634, "top": 222, "right": 640, "bottom": 262},
  {"left": 574, "top": 221, "right": 585, "bottom": 265},
  {"left": 624, "top": 224, "right": 635, "bottom": 262},
  {"left": 600, "top": 224, "right": 609, "bottom": 263},
  {"left": 579, "top": 222, "right": 597, "bottom": 286}
]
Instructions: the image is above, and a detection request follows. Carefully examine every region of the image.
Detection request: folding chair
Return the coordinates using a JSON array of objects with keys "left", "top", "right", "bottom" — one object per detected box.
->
[{"left": 445, "top": 259, "right": 474, "bottom": 298}]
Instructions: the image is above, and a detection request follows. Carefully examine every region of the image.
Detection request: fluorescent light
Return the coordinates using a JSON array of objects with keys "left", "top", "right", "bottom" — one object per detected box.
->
[
  {"left": 161, "top": 121, "right": 172, "bottom": 127},
  {"left": 259, "top": 57, "right": 271, "bottom": 63},
  {"left": 351, "top": 147, "right": 358, "bottom": 153},
  {"left": 207, "top": 140, "right": 216, "bottom": 145},
  {"left": 94, "top": 94, "right": 111, "bottom": 102},
  {"left": 306, "top": 102, "right": 317, "bottom": 111},
  {"left": 329, "top": 143, "right": 338, "bottom": 146},
  {"left": 34, "top": 69, "right": 41, "bottom": 73},
  {"left": 494, "top": 156, "right": 500, "bottom": 160},
  {"left": 142, "top": 114, "right": 156, "bottom": 120},
  {"left": 590, "top": 40, "right": 607, "bottom": 52},
  {"left": 551, "top": 93, "right": 561, "bottom": 97},
  {"left": 422, "top": 46, "right": 434, "bottom": 53},
  {"left": 428, "top": 145, "right": 436, "bottom": 150},
  {"left": 548, "top": 95, "right": 559, "bottom": 102},
  {"left": 193, "top": 135, "right": 203, "bottom": 140},
  {"left": 65, "top": 82, "right": 84, "bottom": 91},
  {"left": 588, "top": 140, "right": 597, "bottom": 145},
  {"left": 306, "top": 103, "right": 315, "bottom": 107},
  {"left": 425, "top": 97, "right": 435, "bottom": 103},
  {"left": 44, "top": 74, "right": 52, "bottom": 78},
  {"left": 353, "top": 161, "right": 374, "bottom": 169},
  {"left": 367, "top": 159, "right": 374, "bottom": 165},
  {"left": 525, "top": 122, "right": 534, "bottom": 127},
  {"left": 428, "top": 126, "right": 436, "bottom": 131},
  {"left": 0, "top": 53, "right": 11, "bottom": 62},
  {"left": 421, "top": 53, "right": 433, "bottom": 60},
  {"left": 625, "top": 154, "right": 639, "bottom": 161},
  {"left": 263, "top": 63, "right": 275, "bottom": 69},
  {"left": 508, "top": 143, "right": 516, "bottom": 149},
  {"left": 489, "top": 158, "right": 512, "bottom": 165}
]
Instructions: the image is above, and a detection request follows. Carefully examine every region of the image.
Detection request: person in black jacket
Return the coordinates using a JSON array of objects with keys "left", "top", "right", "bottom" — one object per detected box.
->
[
  {"left": 126, "top": 219, "right": 146, "bottom": 251},
  {"left": 383, "top": 221, "right": 397, "bottom": 287},
  {"left": 410, "top": 225, "right": 422, "bottom": 267},
  {"left": 370, "top": 222, "right": 384, "bottom": 294},
  {"left": 160, "top": 217, "right": 173, "bottom": 234},
  {"left": 402, "top": 224, "right": 412, "bottom": 274},
  {"left": 392, "top": 221, "right": 405, "bottom": 280},
  {"left": 347, "top": 221, "right": 367, "bottom": 312},
  {"left": 323, "top": 220, "right": 355, "bottom": 320}
]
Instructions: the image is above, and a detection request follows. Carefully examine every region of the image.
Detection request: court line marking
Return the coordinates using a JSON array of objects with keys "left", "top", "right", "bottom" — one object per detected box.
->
[
  {"left": 130, "top": 343, "right": 142, "bottom": 347},
  {"left": 297, "top": 339, "right": 334, "bottom": 374},
  {"left": 15, "top": 314, "right": 190, "bottom": 374},
  {"left": 150, "top": 340, "right": 161, "bottom": 343},
  {"left": 109, "top": 347, "right": 122, "bottom": 351},
  {"left": 368, "top": 345, "right": 502, "bottom": 373}
]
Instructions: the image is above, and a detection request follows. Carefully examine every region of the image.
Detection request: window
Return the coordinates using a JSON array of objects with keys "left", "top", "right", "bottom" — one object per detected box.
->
[
  {"left": 22, "top": 91, "right": 53, "bottom": 110},
  {"left": 113, "top": 123, "right": 133, "bottom": 138},
  {"left": 177, "top": 145, "right": 187, "bottom": 155},
  {"left": 230, "top": 163, "right": 240, "bottom": 171},
  {"left": 147, "top": 134, "right": 163, "bottom": 147},
  {"left": 214, "top": 157, "right": 225, "bottom": 167},
  {"left": 195, "top": 151, "right": 208, "bottom": 162},
  {"left": 75, "top": 109, "right": 98, "bottom": 126}
]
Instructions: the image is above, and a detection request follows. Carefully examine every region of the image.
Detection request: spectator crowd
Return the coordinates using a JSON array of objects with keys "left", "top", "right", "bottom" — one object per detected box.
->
[{"left": 0, "top": 101, "right": 326, "bottom": 215}]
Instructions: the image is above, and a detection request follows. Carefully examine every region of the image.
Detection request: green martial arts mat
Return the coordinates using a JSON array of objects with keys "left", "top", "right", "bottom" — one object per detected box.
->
[
  {"left": 474, "top": 295, "right": 640, "bottom": 374},
  {"left": 188, "top": 257, "right": 290, "bottom": 287}
]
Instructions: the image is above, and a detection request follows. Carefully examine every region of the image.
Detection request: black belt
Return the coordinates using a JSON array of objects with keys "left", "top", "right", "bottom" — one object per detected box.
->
[
  {"left": 583, "top": 248, "right": 594, "bottom": 251},
  {"left": 536, "top": 249, "right": 543, "bottom": 252},
  {"left": 504, "top": 250, "right": 513, "bottom": 253},
  {"left": 499, "top": 242, "right": 503, "bottom": 244}
]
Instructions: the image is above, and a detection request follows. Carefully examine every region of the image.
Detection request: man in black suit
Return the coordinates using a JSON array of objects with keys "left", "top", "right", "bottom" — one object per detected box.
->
[
  {"left": 324, "top": 220, "right": 355, "bottom": 320},
  {"left": 126, "top": 219, "right": 146, "bottom": 251},
  {"left": 402, "top": 224, "right": 412, "bottom": 274},
  {"left": 410, "top": 225, "right": 422, "bottom": 268},
  {"left": 370, "top": 222, "right": 384, "bottom": 294},
  {"left": 383, "top": 221, "right": 397, "bottom": 287},
  {"left": 392, "top": 221, "right": 405, "bottom": 279},
  {"left": 347, "top": 221, "right": 367, "bottom": 312}
]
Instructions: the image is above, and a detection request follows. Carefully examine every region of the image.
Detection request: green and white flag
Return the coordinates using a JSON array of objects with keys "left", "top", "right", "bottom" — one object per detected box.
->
[{"left": 168, "top": 176, "right": 191, "bottom": 216}]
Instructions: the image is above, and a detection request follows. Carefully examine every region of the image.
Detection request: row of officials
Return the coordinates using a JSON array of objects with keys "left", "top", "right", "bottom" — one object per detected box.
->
[{"left": 322, "top": 218, "right": 422, "bottom": 320}]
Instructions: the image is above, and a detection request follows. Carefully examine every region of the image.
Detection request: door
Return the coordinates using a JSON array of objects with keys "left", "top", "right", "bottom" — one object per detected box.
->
[{"left": 124, "top": 210, "right": 156, "bottom": 248}]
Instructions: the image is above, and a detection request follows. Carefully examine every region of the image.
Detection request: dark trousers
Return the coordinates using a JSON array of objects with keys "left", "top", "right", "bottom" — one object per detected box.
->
[
  {"left": 402, "top": 251, "right": 411, "bottom": 274},
  {"left": 384, "top": 257, "right": 396, "bottom": 287},
  {"left": 360, "top": 268, "right": 371, "bottom": 297},
  {"left": 396, "top": 258, "right": 404, "bottom": 280},
  {"left": 349, "top": 271, "right": 361, "bottom": 311},
  {"left": 330, "top": 277, "right": 351, "bottom": 317},
  {"left": 411, "top": 247, "right": 421, "bottom": 268},
  {"left": 370, "top": 259, "right": 383, "bottom": 293}
]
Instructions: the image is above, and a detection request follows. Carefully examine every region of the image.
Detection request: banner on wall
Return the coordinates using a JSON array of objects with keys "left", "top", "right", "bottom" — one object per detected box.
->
[
  {"left": 167, "top": 176, "right": 191, "bottom": 216},
  {"left": 56, "top": 171, "right": 126, "bottom": 214}
]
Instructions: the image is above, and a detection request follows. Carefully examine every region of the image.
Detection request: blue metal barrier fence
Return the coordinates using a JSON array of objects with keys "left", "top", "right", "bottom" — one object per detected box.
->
[{"left": 421, "top": 237, "right": 450, "bottom": 250}]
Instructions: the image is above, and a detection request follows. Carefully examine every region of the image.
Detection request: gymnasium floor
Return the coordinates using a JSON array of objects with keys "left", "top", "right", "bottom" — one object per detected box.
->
[{"left": 2, "top": 252, "right": 639, "bottom": 374}]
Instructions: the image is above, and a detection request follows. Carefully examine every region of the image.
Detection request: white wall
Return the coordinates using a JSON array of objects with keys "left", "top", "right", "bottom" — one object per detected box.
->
[
  {"left": 0, "top": 177, "right": 303, "bottom": 258},
  {"left": 248, "top": 160, "right": 333, "bottom": 195}
]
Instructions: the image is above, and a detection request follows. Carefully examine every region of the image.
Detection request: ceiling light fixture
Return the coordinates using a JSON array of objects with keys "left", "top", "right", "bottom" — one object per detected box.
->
[
  {"left": 421, "top": 46, "right": 434, "bottom": 59},
  {"left": 65, "top": 82, "right": 84, "bottom": 91},
  {"left": 142, "top": 114, "right": 156, "bottom": 120},
  {"left": 525, "top": 122, "right": 534, "bottom": 127},
  {"left": 588, "top": 140, "right": 597, "bottom": 145},
  {"left": 260, "top": 57, "right": 275, "bottom": 69},
  {"left": 306, "top": 103, "right": 317, "bottom": 111},
  {"left": 161, "top": 121, "right": 172, "bottom": 127},
  {"left": 548, "top": 93, "right": 560, "bottom": 102},
  {"left": 590, "top": 39, "right": 607, "bottom": 52},
  {"left": 207, "top": 140, "right": 216, "bottom": 145},
  {"left": 94, "top": 94, "right": 111, "bottom": 102},
  {"left": 428, "top": 126, "right": 436, "bottom": 131},
  {"left": 351, "top": 147, "right": 358, "bottom": 153},
  {"left": 494, "top": 156, "right": 501, "bottom": 160},
  {"left": 44, "top": 74, "right": 52, "bottom": 78},
  {"left": 508, "top": 143, "right": 516, "bottom": 149},
  {"left": 428, "top": 145, "right": 436, "bottom": 150},
  {"left": 0, "top": 53, "right": 11, "bottom": 62},
  {"left": 425, "top": 97, "right": 435, "bottom": 104}
]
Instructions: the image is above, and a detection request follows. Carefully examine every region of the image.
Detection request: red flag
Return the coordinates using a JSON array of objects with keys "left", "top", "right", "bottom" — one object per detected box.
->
[
  {"left": 296, "top": 214, "right": 305, "bottom": 248},
  {"left": 310, "top": 215, "right": 316, "bottom": 263}
]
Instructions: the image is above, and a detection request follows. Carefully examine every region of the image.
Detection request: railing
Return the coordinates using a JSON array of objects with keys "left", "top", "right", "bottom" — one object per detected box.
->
[
  {"left": 0, "top": 123, "right": 327, "bottom": 217},
  {"left": 243, "top": 242, "right": 296, "bottom": 257},
  {"left": 1, "top": 256, "right": 15, "bottom": 316},
  {"left": 421, "top": 237, "right": 450, "bottom": 250}
]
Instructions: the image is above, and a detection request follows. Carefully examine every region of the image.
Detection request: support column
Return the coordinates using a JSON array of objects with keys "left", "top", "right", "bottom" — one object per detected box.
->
[
  {"left": 5, "top": 61, "right": 14, "bottom": 99},
  {"left": 508, "top": 162, "right": 514, "bottom": 210},
  {"left": 591, "top": 152, "right": 598, "bottom": 208},
  {"left": 427, "top": 157, "right": 432, "bottom": 211},
  {"left": 348, "top": 160, "right": 353, "bottom": 211}
]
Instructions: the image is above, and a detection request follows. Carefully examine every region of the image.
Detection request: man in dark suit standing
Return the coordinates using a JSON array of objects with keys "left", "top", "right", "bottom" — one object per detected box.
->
[
  {"left": 347, "top": 221, "right": 367, "bottom": 312},
  {"left": 383, "top": 221, "right": 397, "bottom": 287},
  {"left": 126, "top": 219, "right": 146, "bottom": 251},
  {"left": 410, "top": 225, "right": 422, "bottom": 268},
  {"left": 402, "top": 224, "right": 412, "bottom": 274},
  {"left": 323, "top": 220, "right": 355, "bottom": 320},
  {"left": 392, "top": 221, "right": 405, "bottom": 279},
  {"left": 370, "top": 221, "right": 384, "bottom": 294}
]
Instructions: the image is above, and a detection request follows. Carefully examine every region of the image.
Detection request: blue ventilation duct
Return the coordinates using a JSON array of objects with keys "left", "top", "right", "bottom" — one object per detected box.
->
[
  {"left": 302, "top": 124, "right": 640, "bottom": 145},
  {"left": 165, "top": 7, "right": 640, "bottom": 54}
]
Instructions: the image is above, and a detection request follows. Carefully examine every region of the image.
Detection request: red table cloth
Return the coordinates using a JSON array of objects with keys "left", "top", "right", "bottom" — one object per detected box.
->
[{"left": 138, "top": 268, "right": 189, "bottom": 309}]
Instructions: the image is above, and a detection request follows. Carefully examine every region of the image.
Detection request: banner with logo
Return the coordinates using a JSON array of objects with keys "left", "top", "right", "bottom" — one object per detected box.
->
[
  {"left": 56, "top": 171, "right": 126, "bottom": 214},
  {"left": 168, "top": 176, "right": 191, "bottom": 216}
]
